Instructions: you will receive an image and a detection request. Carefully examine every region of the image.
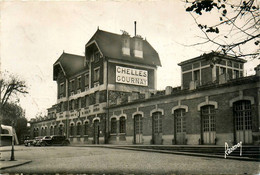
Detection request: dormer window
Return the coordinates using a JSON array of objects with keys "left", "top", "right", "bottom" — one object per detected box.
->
[
  {"left": 133, "top": 36, "right": 143, "bottom": 58},
  {"left": 94, "top": 52, "right": 100, "bottom": 62},
  {"left": 122, "top": 36, "right": 130, "bottom": 56}
]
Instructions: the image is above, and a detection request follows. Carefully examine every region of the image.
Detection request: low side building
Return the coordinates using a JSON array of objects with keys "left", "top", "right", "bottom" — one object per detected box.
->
[{"left": 107, "top": 52, "right": 260, "bottom": 145}]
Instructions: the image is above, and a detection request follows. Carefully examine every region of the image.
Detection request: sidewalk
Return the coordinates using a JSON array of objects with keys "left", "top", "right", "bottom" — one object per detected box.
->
[
  {"left": 0, "top": 146, "right": 32, "bottom": 170},
  {"left": 72, "top": 144, "right": 259, "bottom": 162},
  {"left": 0, "top": 159, "right": 32, "bottom": 170}
]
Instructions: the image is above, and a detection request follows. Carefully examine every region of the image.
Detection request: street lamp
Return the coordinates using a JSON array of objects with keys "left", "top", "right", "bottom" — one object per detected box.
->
[{"left": 10, "top": 121, "right": 15, "bottom": 161}]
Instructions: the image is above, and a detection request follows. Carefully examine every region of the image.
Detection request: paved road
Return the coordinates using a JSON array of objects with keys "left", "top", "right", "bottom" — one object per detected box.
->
[{"left": 0, "top": 146, "right": 259, "bottom": 174}]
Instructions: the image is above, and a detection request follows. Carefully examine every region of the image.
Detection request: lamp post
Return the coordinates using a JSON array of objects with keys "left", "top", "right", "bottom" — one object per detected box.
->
[{"left": 10, "top": 121, "right": 15, "bottom": 161}]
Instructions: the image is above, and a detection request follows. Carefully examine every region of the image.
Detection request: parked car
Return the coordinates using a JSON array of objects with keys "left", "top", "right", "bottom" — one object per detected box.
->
[
  {"left": 34, "top": 136, "right": 50, "bottom": 146},
  {"left": 38, "top": 135, "right": 70, "bottom": 146},
  {"left": 33, "top": 136, "right": 45, "bottom": 146},
  {"left": 24, "top": 138, "right": 34, "bottom": 146}
]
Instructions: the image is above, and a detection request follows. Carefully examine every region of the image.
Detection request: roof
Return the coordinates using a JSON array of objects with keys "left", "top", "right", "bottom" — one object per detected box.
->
[
  {"left": 53, "top": 52, "right": 85, "bottom": 79},
  {"left": 178, "top": 52, "right": 247, "bottom": 66},
  {"left": 85, "top": 29, "right": 161, "bottom": 67},
  {"left": 108, "top": 75, "right": 259, "bottom": 109}
]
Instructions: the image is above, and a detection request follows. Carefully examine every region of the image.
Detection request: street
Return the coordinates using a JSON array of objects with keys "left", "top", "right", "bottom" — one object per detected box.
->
[{"left": 0, "top": 145, "right": 259, "bottom": 174}]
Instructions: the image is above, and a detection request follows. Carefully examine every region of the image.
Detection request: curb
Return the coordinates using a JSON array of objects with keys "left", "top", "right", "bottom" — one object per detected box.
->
[
  {"left": 0, "top": 160, "right": 32, "bottom": 170},
  {"left": 72, "top": 145, "right": 259, "bottom": 162}
]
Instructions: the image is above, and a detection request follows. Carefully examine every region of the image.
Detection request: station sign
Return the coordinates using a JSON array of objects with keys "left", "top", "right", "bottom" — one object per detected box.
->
[{"left": 116, "top": 66, "right": 148, "bottom": 86}]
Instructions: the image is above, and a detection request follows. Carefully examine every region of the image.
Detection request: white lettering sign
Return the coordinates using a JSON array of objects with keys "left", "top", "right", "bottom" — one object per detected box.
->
[{"left": 116, "top": 66, "right": 148, "bottom": 86}]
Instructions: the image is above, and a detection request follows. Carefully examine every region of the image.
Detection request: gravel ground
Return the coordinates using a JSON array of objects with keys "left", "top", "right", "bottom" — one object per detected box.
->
[{"left": 0, "top": 145, "right": 259, "bottom": 174}]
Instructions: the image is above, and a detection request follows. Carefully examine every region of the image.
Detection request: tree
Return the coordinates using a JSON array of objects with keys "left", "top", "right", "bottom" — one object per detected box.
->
[
  {"left": 0, "top": 71, "right": 28, "bottom": 116},
  {"left": 185, "top": 0, "right": 259, "bottom": 59},
  {"left": 1, "top": 102, "right": 28, "bottom": 144}
]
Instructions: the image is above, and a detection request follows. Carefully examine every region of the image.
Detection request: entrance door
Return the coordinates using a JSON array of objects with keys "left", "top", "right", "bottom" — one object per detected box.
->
[
  {"left": 234, "top": 100, "right": 252, "bottom": 144},
  {"left": 174, "top": 109, "right": 186, "bottom": 144},
  {"left": 152, "top": 112, "right": 162, "bottom": 145},
  {"left": 134, "top": 115, "right": 143, "bottom": 144},
  {"left": 201, "top": 105, "right": 216, "bottom": 144},
  {"left": 93, "top": 120, "right": 99, "bottom": 144}
]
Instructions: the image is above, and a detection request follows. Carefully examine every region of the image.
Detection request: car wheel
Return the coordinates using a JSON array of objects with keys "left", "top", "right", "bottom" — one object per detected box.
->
[{"left": 40, "top": 142, "right": 45, "bottom": 147}]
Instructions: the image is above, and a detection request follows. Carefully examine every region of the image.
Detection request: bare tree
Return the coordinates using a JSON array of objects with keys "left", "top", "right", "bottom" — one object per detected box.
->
[
  {"left": 0, "top": 71, "right": 28, "bottom": 111},
  {"left": 185, "top": 0, "right": 259, "bottom": 59}
]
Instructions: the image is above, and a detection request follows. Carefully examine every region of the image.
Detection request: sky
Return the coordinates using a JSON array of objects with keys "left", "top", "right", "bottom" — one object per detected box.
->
[{"left": 1, "top": 0, "right": 259, "bottom": 120}]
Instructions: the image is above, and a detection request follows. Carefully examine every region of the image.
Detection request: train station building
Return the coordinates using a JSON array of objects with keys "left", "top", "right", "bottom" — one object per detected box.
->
[{"left": 29, "top": 29, "right": 260, "bottom": 146}]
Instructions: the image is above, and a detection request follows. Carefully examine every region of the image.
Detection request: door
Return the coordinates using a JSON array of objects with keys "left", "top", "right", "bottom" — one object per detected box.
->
[
  {"left": 93, "top": 120, "right": 99, "bottom": 144},
  {"left": 201, "top": 105, "right": 216, "bottom": 144},
  {"left": 152, "top": 112, "right": 162, "bottom": 144},
  {"left": 134, "top": 115, "right": 143, "bottom": 144},
  {"left": 234, "top": 100, "right": 252, "bottom": 144},
  {"left": 174, "top": 109, "right": 186, "bottom": 144}
]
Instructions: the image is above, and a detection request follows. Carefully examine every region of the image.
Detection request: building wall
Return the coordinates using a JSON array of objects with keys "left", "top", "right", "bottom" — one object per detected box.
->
[{"left": 107, "top": 79, "right": 259, "bottom": 145}]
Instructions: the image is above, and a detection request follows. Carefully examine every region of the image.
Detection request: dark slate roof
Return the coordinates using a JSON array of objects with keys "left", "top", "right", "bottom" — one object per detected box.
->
[
  {"left": 53, "top": 52, "right": 85, "bottom": 78},
  {"left": 86, "top": 29, "right": 161, "bottom": 67},
  {"left": 178, "top": 52, "right": 247, "bottom": 66}
]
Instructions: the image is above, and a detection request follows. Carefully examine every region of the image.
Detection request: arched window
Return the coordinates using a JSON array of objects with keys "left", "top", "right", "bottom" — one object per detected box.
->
[
  {"left": 70, "top": 123, "right": 74, "bottom": 136},
  {"left": 119, "top": 117, "right": 126, "bottom": 133},
  {"left": 153, "top": 112, "right": 162, "bottom": 134},
  {"left": 59, "top": 125, "right": 64, "bottom": 136},
  {"left": 41, "top": 127, "right": 44, "bottom": 136},
  {"left": 33, "top": 128, "right": 38, "bottom": 137},
  {"left": 53, "top": 125, "right": 56, "bottom": 135},
  {"left": 111, "top": 118, "right": 117, "bottom": 134},
  {"left": 174, "top": 108, "right": 186, "bottom": 133},
  {"left": 50, "top": 126, "right": 54, "bottom": 135},
  {"left": 76, "top": 122, "right": 81, "bottom": 136},
  {"left": 201, "top": 105, "right": 216, "bottom": 144},
  {"left": 233, "top": 100, "right": 252, "bottom": 144},
  {"left": 84, "top": 121, "right": 89, "bottom": 135}
]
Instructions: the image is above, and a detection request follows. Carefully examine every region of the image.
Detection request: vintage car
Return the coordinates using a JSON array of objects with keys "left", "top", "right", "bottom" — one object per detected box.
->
[
  {"left": 38, "top": 135, "right": 70, "bottom": 146},
  {"left": 24, "top": 138, "right": 35, "bottom": 146},
  {"left": 34, "top": 136, "right": 50, "bottom": 146}
]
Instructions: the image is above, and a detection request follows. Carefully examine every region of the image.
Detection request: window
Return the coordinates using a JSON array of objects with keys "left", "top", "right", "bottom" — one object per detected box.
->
[
  {"left": 59, "top": 125, "right": 63, "bottom": 135},
  {"left": 77, "top": 77, "right": 81, "bottom": 89},
  {"left": 220, "top": 67, "right": 226, "bottom": 75},
  {"left": 193, "top": 70, "right": 200, "bottom": 82},
  {"left": 119, "top": 117, "right": 126, "bottom": 133},
  {"left": 60, "top": 83, "right": 64, "bottom": 94},
  {"left": 201, "top": 105, "right": 216, "bottom": 132},
  {"left": 111, "top": 118, "right": 117, "bottom": 134},
  {"left": 153, "top": 112, "right": 162, "bottom": 134},
  {"left": 174, "top": 108, "right": 186, "bottom": 133},
  {"left": 50, "top": 126, "right": 54, "bottom": 135},
  {"left": 234, "top": 100, "right": 252, "bottom": 131},
  {"left": 85, "top": 73, "right": 89, "bottom": 88},
  {"left": 76, "top": 123, "right": 81, "bottom": 136},
  {"left": 94, "top": 52, "right": 100, "bottom": 62},
  {"left": 70, "top": 123, "right": 74, "bottom": 136},
  {"left": 234, "top": 70, "right": 239, "bottom": 79},
  {"left": 70, "top": 80, "right": 75, "bottom": 92},
  {"left": 84, "top": 121, "right": 89, "bottom": 135},
  {"left": 94, "top": 67, "right": 100, "bottom": 82},
  {"left": 60, "top": 102, "right": 64, "bottom": 112}
]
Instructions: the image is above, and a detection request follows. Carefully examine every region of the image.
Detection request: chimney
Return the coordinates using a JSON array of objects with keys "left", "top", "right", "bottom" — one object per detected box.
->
[
  {"left": 255, "top": 64, "right": 260, "bottom": 76},
  {"left": 134, "top": 21, "right": 136, "bottom": 36},
  {"left": 165, "top": 86, "right": 172, "bottom": 95}
]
